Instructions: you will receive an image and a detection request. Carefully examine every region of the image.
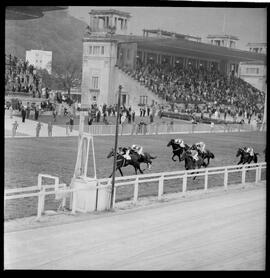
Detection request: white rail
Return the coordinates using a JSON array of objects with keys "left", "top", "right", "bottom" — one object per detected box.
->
[{"left": 4, "top": 163, "right": 266, "bottom": 220}]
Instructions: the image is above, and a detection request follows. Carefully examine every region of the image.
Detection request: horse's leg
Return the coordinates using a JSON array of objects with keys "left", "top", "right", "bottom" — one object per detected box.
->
[
  {"left": 138, "top": 165, "right": 144, "bottom": 174},
  {"left": 118, "top": 167, "right": 124, "bottom": 176},
  {"left": 172, "top": 154, "right": 176, "bottom": 161}
]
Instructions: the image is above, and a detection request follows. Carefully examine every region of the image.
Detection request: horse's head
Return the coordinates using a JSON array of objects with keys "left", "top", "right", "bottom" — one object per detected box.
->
[
  {"left": 107, "top": 148, "right": 115, "bottom": 159},
  {"left": 167, "top": 139, "right": 174, "bottom": 147},
  {"left": 236, "top": 148, "right": 243, "bottom": 157}
]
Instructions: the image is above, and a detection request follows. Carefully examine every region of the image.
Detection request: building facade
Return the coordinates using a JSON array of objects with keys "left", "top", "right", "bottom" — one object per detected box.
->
[
  {"left": 25, "top": 49, "right": 52, "bottom": 74},
  {"left": 81, "top": 9, "right": 266, "bottom": 110}
]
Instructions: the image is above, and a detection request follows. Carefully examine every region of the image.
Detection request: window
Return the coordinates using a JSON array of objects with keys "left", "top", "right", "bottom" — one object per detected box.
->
[
  {"left": 140, "top": 96, "right": 148, "bottom": 105},
  {"left": 246, "top": 67, "right": 259, "bottom": 74},
  {"left": 101, "top": 46, "right": 104, "bottom": 55},
  {"left": 127, "top": 49, "right": 130, "bottom": 60},
  {"left": 92, "top": 76, "right": 99, "bottom": 89},
  {"left": 93, "top": 46, "right": 100, "bottom": 55},
  {"left": 89, "top": 46, "right": 92, "bottom": 55}
]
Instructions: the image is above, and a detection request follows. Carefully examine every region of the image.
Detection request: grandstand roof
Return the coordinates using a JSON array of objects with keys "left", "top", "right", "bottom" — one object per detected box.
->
[
  {"left": 207, "top": 34, "right": 239, "bottom": 41},
  {"left": 142, "top": 29, "right": 201, "bottom": 40},
  {"left": 114, "top": 35, "right": 266, "bottom": 63},
  {"left": 89, "top": 9, "right": 131, "bottom": 18},
  {"left": 6, "top": 6, "right": 68, "bottom": 20}
]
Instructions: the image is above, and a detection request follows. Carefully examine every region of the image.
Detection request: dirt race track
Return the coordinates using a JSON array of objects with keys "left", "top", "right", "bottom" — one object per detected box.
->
[{"left": 4, "top": 184, "right": 266, "bottom": 270}]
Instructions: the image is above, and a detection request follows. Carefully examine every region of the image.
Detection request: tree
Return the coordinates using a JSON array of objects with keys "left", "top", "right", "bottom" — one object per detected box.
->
[{"left": 54, "top": 56, "right": 82, "bottom": 97}]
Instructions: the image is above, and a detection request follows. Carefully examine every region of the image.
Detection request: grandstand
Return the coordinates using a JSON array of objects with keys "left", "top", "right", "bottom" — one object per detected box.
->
[{"left": 81, "top": 9, "right": 266, "bottom": 120}]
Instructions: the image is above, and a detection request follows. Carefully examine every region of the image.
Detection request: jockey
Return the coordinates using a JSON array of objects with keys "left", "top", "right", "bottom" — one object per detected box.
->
[
  {"left": 188, "top": 149, "right": 199, "bottom": 162},
  {"left": 118, "top": 147, "right": 131, "bottom": 160},
  {"left": 174, "top": 138, "right": 185, "bottom": 148},
  {"left": 130, "top": 144, "right": 144, "bottom": 157},
  {"left": 244, "top": 146, "right": 254, "bottom": 156},
  {"left": 196, "top": 141, "right": 206, "bottom": 153}
]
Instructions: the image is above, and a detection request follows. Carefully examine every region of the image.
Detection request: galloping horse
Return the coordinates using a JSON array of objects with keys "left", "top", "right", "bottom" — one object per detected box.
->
[
  {"left": 180, "top": 150, "right": 207, "bottom": 180},
  {"left": 167, "top": 139, "right": 190, "bottom": 162},
  {"left": 190, "top": 144, "right": 215, "bottom": 166},
  {"left": 132, "top": 150, "right": 157, "bottom": 170},
  {"left": 107, "top": 148, "right": 144, "bottom": 177},
  {"left": 236, "top": 148, "right": 259, "bottom": 165}
]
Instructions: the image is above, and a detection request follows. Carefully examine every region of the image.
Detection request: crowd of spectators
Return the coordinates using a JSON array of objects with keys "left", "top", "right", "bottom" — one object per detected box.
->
[
  {"left": 122, "top": 59, "right": 265, "bottom": 117},
  {"left": 5, "top": 54, "right": 42, "bottom": 97}
]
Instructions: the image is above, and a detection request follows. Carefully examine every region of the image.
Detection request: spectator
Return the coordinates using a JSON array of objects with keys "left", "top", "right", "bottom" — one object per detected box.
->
[
  {"left": 69, "top": 115, "right": 74, "bottom": 133},
  {"left": 9, "top": 105, "right": 13, "bottom": 119},
  {"left": 48, "top": 122, "right": 53, "bottom": 137},
  {"left": 210, "top": 121, "right": 214, "bottom": 132},
  {"left": 21, "top": 106, "right": 26, "bottom": 123},
  {"left": 36, "top": 122, "right": 42, "bottom": 137},
  {"left": 26, "top": 102, "right": 31, "bottom": 119},
  {"left": 12, "top": 120, "right": 18, "bottom": 137}
]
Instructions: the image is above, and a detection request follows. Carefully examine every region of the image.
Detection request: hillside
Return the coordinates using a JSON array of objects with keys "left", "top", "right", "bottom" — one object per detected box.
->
[{"left": 5, "top": 9, "right": 87, "bottom": 73}]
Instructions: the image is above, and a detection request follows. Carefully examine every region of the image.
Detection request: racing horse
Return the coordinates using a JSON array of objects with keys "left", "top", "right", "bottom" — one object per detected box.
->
[
  {"left": 180, "top": 150, "right": 207, "bottom": 180},
  {"left": 131, "top": 149, "right": 157, "bottom": 170},
  {"left": 190, "top": 144, "right": 215, "bottom": 166},
  {"left": 167, "top": 139, "right": 190, "bottom": 162},
  {"left": 236, "top": 148, "right": 259, "bottom": 165},
  {"left": 107, "top": 148, "right": 144, "bottom": 177}
]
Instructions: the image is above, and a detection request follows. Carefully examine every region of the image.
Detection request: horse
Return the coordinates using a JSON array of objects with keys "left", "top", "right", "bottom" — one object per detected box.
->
[
  {"left": 132, "top": 150, "right": 157, "bottom": 170},
  {"left": 167, "top": 139, "right": 190, "bottom": 162},
  {"left": 180, "top": 150, "right": 207, "bottom": 180},
  {"left": 190, "top": 144, "right": 215, "bottom": 166},
  {"left": 236, "top": 148, "right": 259, "bottom": 165},
  {"left": 107, "top": 148, "right": 144, "bottom": 177}
]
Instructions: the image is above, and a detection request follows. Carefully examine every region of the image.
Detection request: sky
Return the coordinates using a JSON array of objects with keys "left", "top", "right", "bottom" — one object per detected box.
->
[{"left": 68, "top": 6, "right": 266, "bottom": 50}]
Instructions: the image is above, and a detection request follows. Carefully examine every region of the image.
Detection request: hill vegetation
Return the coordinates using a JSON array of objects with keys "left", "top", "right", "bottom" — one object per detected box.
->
[{"left": 5, "top": 10, "right": 87, "bottom": 90}]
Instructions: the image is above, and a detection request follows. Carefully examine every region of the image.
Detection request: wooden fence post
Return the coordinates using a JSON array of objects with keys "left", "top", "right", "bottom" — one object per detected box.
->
[
  {"left": 224, "top": 168, "right": 228, "bottom": 190},
  {"left": 241, "top": 165, "right": 246, "bottom": 185},
  {"left": 36, "top": 186, "right": 45, "bottom": 220},
  {"left": 158, "top": 175, "right": 164, "bottom": 200},
  {"left": 133, "top": 177, "right": 139, "bottom": 203},
  {"left": 204, "top": 169, "right": 208, "bottom": 191},
  {"left": 182, "top": 173, "right": 187, "bottom": 194},
  {"left": 71, "top": 189, "right": 77, "bottom": 214}
]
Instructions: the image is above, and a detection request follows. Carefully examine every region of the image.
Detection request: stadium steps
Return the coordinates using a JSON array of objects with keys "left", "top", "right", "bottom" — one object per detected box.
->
[{"left": 114, "top": 67, "right": 167, "bottom": 110}]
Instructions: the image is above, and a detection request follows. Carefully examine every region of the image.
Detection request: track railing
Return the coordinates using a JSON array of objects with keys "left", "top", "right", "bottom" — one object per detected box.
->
[{"left": 4, "top": 162, "right": 266, "bottom": 220}]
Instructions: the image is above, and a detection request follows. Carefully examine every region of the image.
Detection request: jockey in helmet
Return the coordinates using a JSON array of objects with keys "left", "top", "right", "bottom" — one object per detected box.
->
[
  {"left": 188, "top": 149, "right": 199, "bottom": 162},
  {"left": 196, "top": 141, "right": 206, "bottom": 153},
  {"left": 174, "top": 138, "right": 185, "bottom": 148},
  {"left": 243, "top": 146, "right": 254, "bottom": 156},
  {"left": 130, "top": 144, "right": 144, "bottom": 157},
  {"left": 118, "top": 147, "right": 131, "bottom": 160}
]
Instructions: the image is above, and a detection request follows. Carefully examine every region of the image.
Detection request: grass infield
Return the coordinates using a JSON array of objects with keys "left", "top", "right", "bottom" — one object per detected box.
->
[{"left": 5, "top": 131, "right": 266, "bottom": 219}]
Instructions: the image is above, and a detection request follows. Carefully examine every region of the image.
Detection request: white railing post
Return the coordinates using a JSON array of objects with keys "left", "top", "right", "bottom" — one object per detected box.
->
[
  {"left": 133, "top": 177, "right": 139, "bottom": 204},
  {"left": 36, "top": 186, "right": 45, "bottom": 220},
  {"left": 241, "top": 165, "right": 246, "bottom": 185},
  {"left": 255, "top": 164, "right": 260, "bottom": 183},
  {"left": 258, "top": 163, "right": 262, "bottom": 181},
  {"left": 112, "top": 183, "right": 116, "bottom": 208},
  {"left": 204, "top": 169, "right": 208, "bottom": 191},
  {"left": 158, "top": 174, "right": 164, "bottom": 200},
  {"left": 224, "top": 167, "right": 228, "bottom": 190},
  {"left": 71, "top": 189, "right": 77, "bottom": 214},
  {"left": 182, "top": 172, "right": 187, "bottom": 194}
]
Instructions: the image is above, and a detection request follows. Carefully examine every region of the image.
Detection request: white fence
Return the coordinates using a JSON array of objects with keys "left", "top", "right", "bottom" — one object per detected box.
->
[
  {"left": 74, "top": 122, "right": 259, "bottom": 136},
  {"left": 4, "top": 162, "right": 266, "bottom": 220}
]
